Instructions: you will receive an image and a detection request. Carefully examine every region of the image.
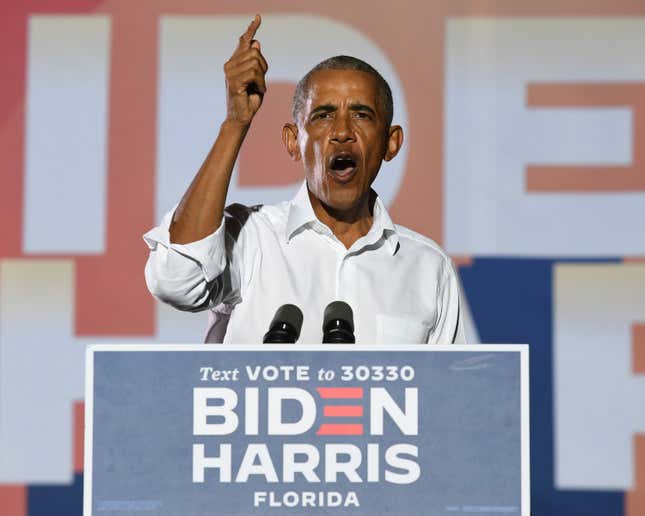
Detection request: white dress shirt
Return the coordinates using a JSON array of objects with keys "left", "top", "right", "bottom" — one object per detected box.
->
[{"left": 143, "top": 182, "right": 465, "bottom": 345}]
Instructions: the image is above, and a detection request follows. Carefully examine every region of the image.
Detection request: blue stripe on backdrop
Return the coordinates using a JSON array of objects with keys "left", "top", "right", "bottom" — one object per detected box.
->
[
  {"left": 28, "top": 474, "right": 83, "bottom": 515},
  {"left": 460, "top": 258, "right": 624, "bottom": 516}
]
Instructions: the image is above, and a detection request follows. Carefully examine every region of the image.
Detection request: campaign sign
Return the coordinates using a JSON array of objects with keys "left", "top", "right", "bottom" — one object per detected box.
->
[{"left": 84, "top": 345, "right": 529, "bottom": 515}]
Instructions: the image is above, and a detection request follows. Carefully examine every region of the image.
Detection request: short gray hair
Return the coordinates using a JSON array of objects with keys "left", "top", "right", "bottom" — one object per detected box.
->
[{"left": 292, "top": 55, "right": 393, "bottom": 127}]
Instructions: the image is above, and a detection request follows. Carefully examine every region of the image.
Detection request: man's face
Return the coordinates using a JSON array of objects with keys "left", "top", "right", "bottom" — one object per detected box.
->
[{"left": 292, "top": 69, "right": 394, "bottom": 213}]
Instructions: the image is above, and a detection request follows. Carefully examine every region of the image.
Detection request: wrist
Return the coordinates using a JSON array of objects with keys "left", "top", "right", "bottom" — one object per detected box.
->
[{"left": 221, "top": 118, "right": 252, "bottom": 133}]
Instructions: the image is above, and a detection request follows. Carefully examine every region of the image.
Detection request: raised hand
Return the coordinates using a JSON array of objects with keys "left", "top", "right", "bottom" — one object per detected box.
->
[
  {"left": 224, "top": 15, "right": 268, "bottom": 126},
  {"left": 168, "top": 16, "right": 269, "bottom": 244}
]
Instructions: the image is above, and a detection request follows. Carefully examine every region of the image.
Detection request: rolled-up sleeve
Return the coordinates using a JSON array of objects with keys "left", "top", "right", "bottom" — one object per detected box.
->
[{"left": 143, "top": 208, "right": 232, "bottom": 312}]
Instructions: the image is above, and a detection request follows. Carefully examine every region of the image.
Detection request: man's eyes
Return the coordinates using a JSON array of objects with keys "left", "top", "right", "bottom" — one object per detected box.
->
[{"left": 311, "top": 111, "right": 371, "bottom": 120}]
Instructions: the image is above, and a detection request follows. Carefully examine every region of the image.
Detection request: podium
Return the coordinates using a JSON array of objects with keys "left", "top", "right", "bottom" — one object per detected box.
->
[{"left": 84, "top": 344, "right": 530, "bottom": 515}]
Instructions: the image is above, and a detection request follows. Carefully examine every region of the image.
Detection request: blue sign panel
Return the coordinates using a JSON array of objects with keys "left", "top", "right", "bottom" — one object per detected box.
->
[{"left": 85, "top": 345, "right": 529, "bottom": 515}]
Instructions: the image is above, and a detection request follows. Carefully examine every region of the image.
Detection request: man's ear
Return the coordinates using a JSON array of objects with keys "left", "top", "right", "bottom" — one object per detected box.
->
[
  {"left": 384, "top": 125, "right": 403, "bottom": 162},
  {"left": 282, "top": 123, "right": 301, "bottom": 161}
]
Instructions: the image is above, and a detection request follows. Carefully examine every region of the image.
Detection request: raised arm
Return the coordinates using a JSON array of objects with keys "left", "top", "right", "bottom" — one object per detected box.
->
[
  {"left": 169, "top": 14, "right": 268, "bottom": 244},
  {"left": 143, "top": 16, "right": 267, "bottom": 311}
]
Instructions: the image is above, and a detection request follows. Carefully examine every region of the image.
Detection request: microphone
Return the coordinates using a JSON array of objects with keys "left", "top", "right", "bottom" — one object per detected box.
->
[
  {"left": 322, "top": 301, "right": 355, "bottom": 343},
  {"left": 263, "top": 304, "right": 304, "bottom": 343}
]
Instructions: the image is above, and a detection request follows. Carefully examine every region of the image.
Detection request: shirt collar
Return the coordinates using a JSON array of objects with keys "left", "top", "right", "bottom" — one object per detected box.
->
[
  {"left": 285, "top": 181, "right": 319, "bottom": 240},
  {"left": 285, "top": 181, "right": 399, "bottom": 255}
]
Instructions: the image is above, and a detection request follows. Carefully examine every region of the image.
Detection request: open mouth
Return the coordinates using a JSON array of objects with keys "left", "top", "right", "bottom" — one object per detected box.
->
[{"left": 328, "top": 153, "right": 358, "bottom": 182}]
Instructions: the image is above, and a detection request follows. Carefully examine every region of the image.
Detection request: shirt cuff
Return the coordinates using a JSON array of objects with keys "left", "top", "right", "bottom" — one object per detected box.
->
[{"left": 142, "top": 208, "right": 227, "bottom": 283}]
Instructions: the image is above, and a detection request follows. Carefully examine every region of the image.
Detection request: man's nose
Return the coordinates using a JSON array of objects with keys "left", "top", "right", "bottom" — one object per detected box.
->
[{"left": 330, "top": 113, "right": 356, "bottom": 143}]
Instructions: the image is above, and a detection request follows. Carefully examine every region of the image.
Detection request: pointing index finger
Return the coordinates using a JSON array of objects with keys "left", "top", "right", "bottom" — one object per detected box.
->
[{"left": 239, "top": 14, "right": 261, "bottom": 48}]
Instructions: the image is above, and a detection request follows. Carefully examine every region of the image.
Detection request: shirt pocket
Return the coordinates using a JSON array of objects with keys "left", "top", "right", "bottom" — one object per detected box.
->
[{"left": 376, "top": 314, "right": 431, "bottom": 344}]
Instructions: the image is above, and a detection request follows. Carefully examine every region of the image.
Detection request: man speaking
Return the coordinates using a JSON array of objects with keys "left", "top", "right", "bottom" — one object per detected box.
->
[{"left": 143, "top": 15, "right": 465, "bottom": 344}]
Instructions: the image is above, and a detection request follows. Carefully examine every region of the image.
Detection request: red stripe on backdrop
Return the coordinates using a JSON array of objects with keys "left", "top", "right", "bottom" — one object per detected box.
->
[
  {"left": 626, "top": 436, "right": 645, "bottom": 516},
  {"left": 0, "top": 485, "right": 26, "bottom": 516},
  {"left": 632, "top": 325, "right": 645, "bottom": 375},
  {"left": 0, "top": 3, "right": 31, "bottom": 257},
  {"left": 238, "top": 82, "right": 302, "bottom": 187}
]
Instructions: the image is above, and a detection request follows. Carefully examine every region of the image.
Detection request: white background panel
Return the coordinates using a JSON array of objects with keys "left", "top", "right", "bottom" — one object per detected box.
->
[
  {"left": 0, "top": 260, "right": 79, "bottom": 482},
  {"left": 24, "top": 15, "right": 111, "bottom": 254},
  {"left": 554, "top": 263, "right": 645, "bottom": 489}
]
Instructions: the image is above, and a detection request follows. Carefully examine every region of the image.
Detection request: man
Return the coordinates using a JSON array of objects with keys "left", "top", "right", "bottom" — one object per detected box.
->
[{"left": 144, "top": 15, "right": 465, "bottom": 344}]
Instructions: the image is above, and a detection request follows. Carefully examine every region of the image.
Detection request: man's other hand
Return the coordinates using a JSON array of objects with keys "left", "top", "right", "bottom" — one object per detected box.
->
[{"left": 224, "top": 14, "right": 268, "bottom": 127}]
